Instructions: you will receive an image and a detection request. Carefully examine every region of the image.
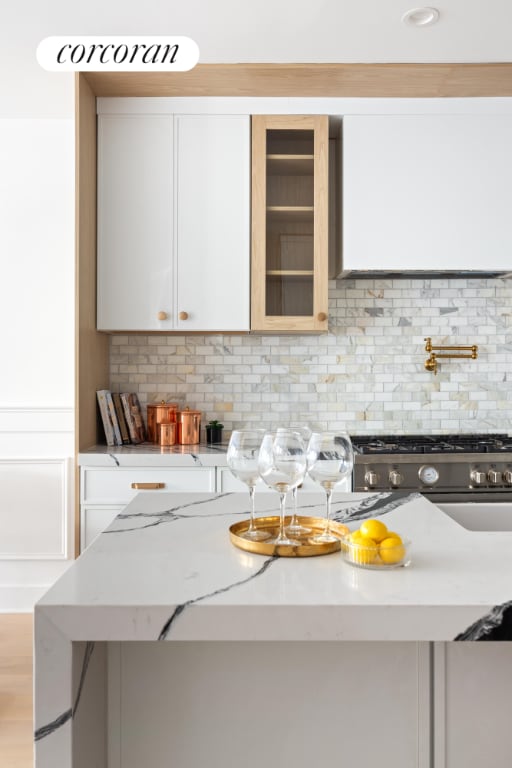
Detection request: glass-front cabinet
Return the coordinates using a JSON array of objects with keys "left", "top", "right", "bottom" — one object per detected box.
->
[{"left": 251, "top": 115, "right": 329, "bottom": 332}]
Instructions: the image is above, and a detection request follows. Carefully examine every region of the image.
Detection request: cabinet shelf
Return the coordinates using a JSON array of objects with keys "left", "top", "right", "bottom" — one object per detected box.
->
[
  {"left": 266, "top": 154, "right": 314, "bottom": 175},
  {"left": 266, "top": 270, "right": 314, "bottom": 277},
  {"left": 266, "top": 206, "right": 314, "bottom": 222}
]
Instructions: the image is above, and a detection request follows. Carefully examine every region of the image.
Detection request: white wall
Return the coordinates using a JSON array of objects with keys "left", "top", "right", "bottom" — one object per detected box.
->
[{"left": 0, "top": 117, "right": 75, "bottom": 611}]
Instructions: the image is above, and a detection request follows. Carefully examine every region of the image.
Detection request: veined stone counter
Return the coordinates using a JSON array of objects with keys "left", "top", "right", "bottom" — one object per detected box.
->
[
  {"left": 34, "top": 491, "right": 512, "bottom": 767},
  {"left": 37, "top": 491, "right": 510, "bottom": 642},
  {"left": 79, "top": 442, "right": 230, "bottom": 468}
]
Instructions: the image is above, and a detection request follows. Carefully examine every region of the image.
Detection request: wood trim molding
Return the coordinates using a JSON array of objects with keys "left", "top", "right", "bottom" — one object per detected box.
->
[
  {"left": 75, "top": 73, "right": 110, "bottom": 557},
  {"left": 84, "top": 63, "right": 512, "bottom": 98},
  {"left": 313, "top": 115, "right": 329, "bottom": 331},
  {"left": 250, "top": 115, "right": 266, "bottom": 330},
  {"left": 75, "top": 73, "right": 110, "bottom": 458}
]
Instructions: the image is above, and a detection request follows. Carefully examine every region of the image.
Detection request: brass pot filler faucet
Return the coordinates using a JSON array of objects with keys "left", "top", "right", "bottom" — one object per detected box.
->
[{"left": 424, "top": 337, "right": 478, "bottom": 375}]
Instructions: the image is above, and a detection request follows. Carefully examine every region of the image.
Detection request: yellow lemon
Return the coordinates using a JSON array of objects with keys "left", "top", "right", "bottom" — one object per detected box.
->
[
  {"left": 349, "top": 530, "right": 363, "bottom": 542},
  {"left": 350, "top": 535, "right": 378, "bottom": 565},
  {"left": 384, "top": 531, "right": 402, "bottom": 543},
  {"left": 379, "top": 536, "right": 406, "bottom": 565},
  {"left": 359, "top": 518, "right": 388, "bottom": 543}
]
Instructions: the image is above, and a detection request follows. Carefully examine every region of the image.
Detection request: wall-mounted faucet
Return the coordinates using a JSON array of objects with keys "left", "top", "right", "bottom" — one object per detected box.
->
[{"left": 424, "top": 337, "right": 478, "bottom": 375}]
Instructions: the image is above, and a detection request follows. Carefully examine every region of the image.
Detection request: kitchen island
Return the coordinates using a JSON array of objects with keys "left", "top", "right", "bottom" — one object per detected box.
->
[{"left": 35, "top": 491, "right": 512, "bottom": 768}]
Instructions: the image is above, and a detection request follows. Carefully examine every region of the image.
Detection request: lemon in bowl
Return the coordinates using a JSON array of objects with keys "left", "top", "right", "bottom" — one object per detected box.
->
[
  {"left": 345, "top": 534, "right": 379, "bottom": 565},
  {"left": 379, "top": 534, "right": 407, "bottom": 565},
  {"left": 359, "top": 518, "right": 389, "bottom": 543},
  {"left": 341, "top": 520, "right": 411, "bottom": 569}
]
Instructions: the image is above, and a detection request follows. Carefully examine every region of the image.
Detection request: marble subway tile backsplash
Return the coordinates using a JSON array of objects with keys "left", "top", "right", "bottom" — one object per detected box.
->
[{"left": 110, "top": 277, "right": 512, "bottom": 435}]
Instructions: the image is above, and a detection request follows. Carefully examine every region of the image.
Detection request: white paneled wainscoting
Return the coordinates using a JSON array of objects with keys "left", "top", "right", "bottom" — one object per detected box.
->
[{"left": 0, "top": 407, "right": 74, "bottom": 611}]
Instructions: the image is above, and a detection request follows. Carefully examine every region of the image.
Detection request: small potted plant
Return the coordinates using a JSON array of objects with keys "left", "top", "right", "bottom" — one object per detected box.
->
[{"left": 205, "top": 419, "right": 224, "bottom": 444}]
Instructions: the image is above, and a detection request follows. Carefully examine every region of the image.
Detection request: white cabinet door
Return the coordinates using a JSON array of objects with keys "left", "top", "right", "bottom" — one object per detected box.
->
[
  {"left": 175, "top": 115, "right": 250, "bottom": 331},
  {"left": 435, "top": 642, "right": 512, "bottom": 768},
  {"left": 343, "top": 115, "right": 512, "bottom": 272},
  {"left": 115, "top": 642, "right": 430, "bottom": 768},
  {"left": 97, "top": 113, "right": 250, "bottom": 332},
  {"left": 80, "top": 466, "right": 216, "bottom": 551},
  {"left": 97, "top": 115, "right": 174, "bottom": 331},
  {"left": 81, "top": 505, "right": 124, "bottom": 551}
]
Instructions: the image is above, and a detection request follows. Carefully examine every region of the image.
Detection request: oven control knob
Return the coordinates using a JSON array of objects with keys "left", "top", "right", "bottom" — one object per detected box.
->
[
  {"left": 389, "top": 470, "right": 403, "bottom": 487},
  {"left": 470, "top": 470, "right": 487, "bottom": 486},
  {"left": 504, "top": 470, "right": 512, "bottom": 486},
  {"left": 488, "top": 469, "right": 502, "bottom": 485},
  {"left": 418, "top": 465, "right": 439, "bottom": 486},
  {"left": 364, "top": 470, "right": 379, "bottom": 488}
]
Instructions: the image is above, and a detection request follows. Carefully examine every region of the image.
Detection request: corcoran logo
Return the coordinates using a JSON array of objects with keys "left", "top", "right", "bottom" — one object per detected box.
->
[{"left": 37, "top": 36, "right": 199, "bottom": 72}]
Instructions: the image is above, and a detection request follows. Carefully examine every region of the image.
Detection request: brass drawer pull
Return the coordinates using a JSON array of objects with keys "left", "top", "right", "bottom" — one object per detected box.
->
[{"left": 131, "top": 482, "right": 166, "bottom": 490}]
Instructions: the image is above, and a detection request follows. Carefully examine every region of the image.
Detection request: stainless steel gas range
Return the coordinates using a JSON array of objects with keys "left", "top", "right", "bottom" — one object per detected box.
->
[{"left": 351, "top": 434, "right": 512, "bottom": 504}]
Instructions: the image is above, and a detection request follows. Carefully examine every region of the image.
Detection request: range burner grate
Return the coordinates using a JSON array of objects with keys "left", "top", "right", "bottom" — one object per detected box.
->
[{"left": 350, "top": 434, "right": 512, "bottom": 455}]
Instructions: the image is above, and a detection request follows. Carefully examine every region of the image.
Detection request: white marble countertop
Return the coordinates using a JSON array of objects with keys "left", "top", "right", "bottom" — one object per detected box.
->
[
  {"left": 79, "top": 443, "right": 229, "bottom": 467},
  {"left": 37, "top": 490, "right": 512, "bottom": 642}
]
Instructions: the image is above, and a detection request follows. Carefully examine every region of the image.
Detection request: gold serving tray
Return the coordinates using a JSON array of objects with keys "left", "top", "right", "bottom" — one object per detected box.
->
[{"left": 229, "top": 515, "right": 350, "bottom": 557}]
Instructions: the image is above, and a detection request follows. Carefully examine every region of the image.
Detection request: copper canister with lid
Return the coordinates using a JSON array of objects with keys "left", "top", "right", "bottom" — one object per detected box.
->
[
  {"left": 147, "top": 401, "right": 178, "bottom": 443},
  {"left": 159, "top": 422, "right": 176, "bottom": 447},
  {"left": 176, "top": 407, "right": 201, "bottom": 445}
]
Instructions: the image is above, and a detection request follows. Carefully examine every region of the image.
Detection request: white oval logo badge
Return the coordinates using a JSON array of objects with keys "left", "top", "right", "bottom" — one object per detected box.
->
[{"left": 37, "top": 36, "right": 200, "bottom": 72}]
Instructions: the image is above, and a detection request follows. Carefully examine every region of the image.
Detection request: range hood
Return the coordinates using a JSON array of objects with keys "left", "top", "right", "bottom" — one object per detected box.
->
[{"left": 337, "top": 269, "right": 511, "bottom": 280}]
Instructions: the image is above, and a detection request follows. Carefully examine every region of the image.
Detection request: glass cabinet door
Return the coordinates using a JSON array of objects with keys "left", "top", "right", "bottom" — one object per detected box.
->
[{"left": 251, "top": 115, "right": 329, "bottom": 332}]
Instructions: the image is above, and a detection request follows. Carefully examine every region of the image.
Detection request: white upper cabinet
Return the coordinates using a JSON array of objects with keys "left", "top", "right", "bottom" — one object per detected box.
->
[
  {"left": 97, "top": 113, "right": 250, "bottom": 331},
  {"left": 342, "top": 114, "right": 512, "bottom": 272},
  {"left": 174, "top": 115, "right": 250, "bottom": 331},
  {"left": 98, "top": 115, "right": 174, "bottom": 331}
]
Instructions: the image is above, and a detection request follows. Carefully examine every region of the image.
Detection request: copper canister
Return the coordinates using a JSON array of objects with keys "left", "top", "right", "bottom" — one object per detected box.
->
[
  {"left": 159, "top": 422, "right": 176, "bottom": 447},
  {"left": 176, "top": 407, "right": 201, "bottom": 445},
  {"left": 147, "top": 401, "right": 178, "bottom": 443}
]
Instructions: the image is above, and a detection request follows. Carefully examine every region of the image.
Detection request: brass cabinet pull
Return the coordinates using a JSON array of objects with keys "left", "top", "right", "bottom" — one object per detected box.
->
[
  {"left": 157, "top": 311, "right": 168, "bottom": 321},
  {"left": 131, "top": 482, "right": 165, "bottom": 490},
  {"left": 317, "top": 311, "right": 327, "bottom": 322},
  {"left": 179, "top": 311, "right": 189, "bottom": 321}
]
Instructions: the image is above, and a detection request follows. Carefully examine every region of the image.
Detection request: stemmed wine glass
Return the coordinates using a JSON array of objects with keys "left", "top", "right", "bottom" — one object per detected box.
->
[
  {"left": 227, "top": 429, "right": 270, "bottom": 541},
  {"left": 285, "top": 425, "right": 312, "bottom": 536},
  {"left": 307, "top": 432, "right": 354, "bottom": 544},
  {"left": 258, "top": 430, "right": 307, "bottom": 546}
]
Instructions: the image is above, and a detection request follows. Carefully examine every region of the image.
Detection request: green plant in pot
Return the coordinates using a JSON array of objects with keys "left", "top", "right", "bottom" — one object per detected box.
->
[{"left": 205, "top": 420, "right": 224, "bottom": 444}]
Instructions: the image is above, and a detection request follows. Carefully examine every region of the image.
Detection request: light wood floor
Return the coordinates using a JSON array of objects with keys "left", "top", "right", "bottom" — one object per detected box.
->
[{"left": 0, "top": 614, "right": 33, "bottom": 768}]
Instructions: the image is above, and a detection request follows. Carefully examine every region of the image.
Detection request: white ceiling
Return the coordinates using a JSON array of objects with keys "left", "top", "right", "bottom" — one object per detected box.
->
[{"left": 2, "top": 0, "right": 512, "bottom": 117}]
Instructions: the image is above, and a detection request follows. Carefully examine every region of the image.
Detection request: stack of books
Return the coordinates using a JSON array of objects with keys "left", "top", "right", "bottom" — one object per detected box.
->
[{"left": 96, "top": 390, "right": 146, "bottom": 446}]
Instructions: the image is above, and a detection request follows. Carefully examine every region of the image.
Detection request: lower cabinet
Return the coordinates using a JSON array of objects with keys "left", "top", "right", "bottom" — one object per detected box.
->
[
  {"left": 80, "top": 466, "right": 216, "bottom": 552},
  {"left": 217, "top": 466, "right": 272, "bottom": 493},
  {"left": 217, "top": 466, "right": 350, "bottom": 493},
  {"left": 81, "top": 465, "right": 352, "bottom": 551},
  {"left": 434, "top": 642, "right": 512, "bottom": 768},
  {"left": 108, "top": 641, "right": 512, "bottom": 767},
  {"left": 108, "top": 641, "right": 430, "bottom": 768},
  {"left": 81, "top": 505, "right": 125, "bottom": 550}
]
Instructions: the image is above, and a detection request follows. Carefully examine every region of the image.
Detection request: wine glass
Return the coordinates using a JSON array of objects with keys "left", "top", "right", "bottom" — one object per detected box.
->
[
  {"left": 227, "top": 429, "right": 270, "bottom": 541},
  {"left": 285, "top": 425, "right": 312, "bottom": 536},
  {"left": 307, "top": 432, "right": 354, "bottom": 544},
  {"left": 258, "top": 430, "right": 307, "bottom": 546}
]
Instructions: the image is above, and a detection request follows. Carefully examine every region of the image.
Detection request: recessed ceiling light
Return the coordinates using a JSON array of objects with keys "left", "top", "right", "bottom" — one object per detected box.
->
[{"left": 401, "top": 7, "right": 440, "bottom": 27}]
